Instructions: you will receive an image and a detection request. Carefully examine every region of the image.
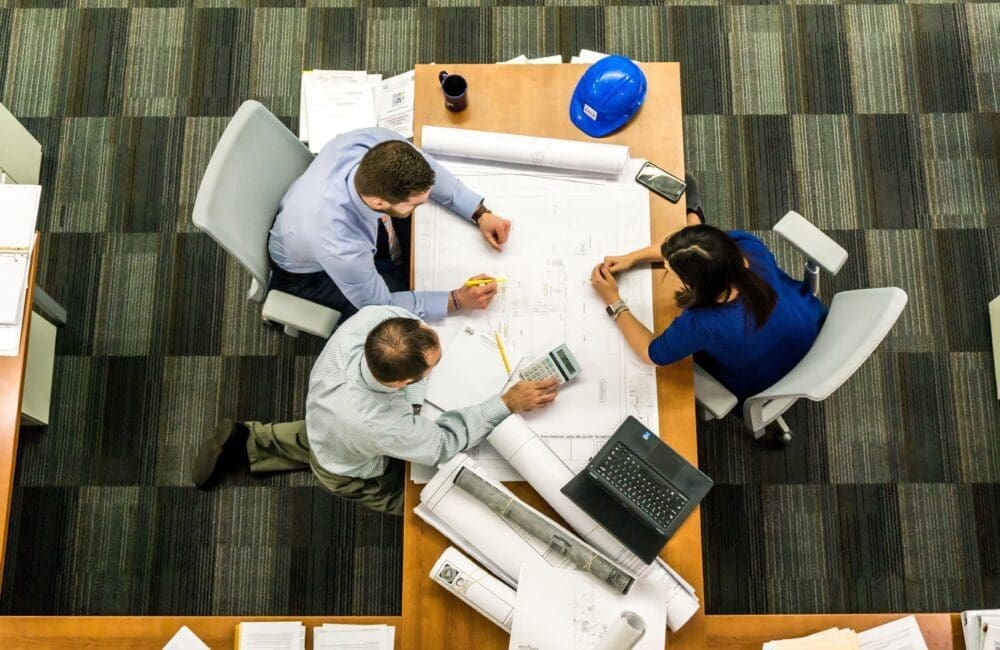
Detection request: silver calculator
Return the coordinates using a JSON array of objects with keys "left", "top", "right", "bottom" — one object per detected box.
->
[{"left": 519, "top": 344, "right": 582, "bottom": 385}]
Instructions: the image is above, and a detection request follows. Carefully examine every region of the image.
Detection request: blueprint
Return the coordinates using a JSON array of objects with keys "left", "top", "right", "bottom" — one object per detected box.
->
[
  {"left": 413, "top": 148, "right": 659, "bottom": 477},
  {"left": 509, "top": 564, "right": 668, "bottom": 650}
]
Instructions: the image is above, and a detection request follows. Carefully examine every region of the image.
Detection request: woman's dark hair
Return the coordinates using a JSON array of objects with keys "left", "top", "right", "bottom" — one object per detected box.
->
[
  {"left": 660, "top": 225, "right": 777, "bottom": 330},
  {"left": 364, "top": 317, "right": 440, "bottom": 383}
]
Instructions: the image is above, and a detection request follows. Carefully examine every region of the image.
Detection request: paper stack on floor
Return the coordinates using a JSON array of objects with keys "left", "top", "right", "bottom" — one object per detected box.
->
[
  {"left": 963, "top": 609, "right": 1000, "bottom": 650},
  {"left": 764, "top": 616, "right": 927, "bottom": 650},
  {"left": 0, "top": 184, "right": 40, "bottom": 357},
  {"left": 299, "top": 69, "right": 415, "bottom": 152}
]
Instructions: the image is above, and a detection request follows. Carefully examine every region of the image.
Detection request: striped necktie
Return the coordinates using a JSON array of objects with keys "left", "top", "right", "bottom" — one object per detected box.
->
[{"left": 380, "top": 215, "right": 403, "bottom": 265}]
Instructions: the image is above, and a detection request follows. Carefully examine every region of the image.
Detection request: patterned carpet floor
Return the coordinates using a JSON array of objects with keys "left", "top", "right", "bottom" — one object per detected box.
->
[{"left": 0, "top": 0, "right": 998, "bottom": 616}]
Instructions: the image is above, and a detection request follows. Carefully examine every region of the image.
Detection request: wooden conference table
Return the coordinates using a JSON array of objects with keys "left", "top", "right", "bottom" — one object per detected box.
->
[{"left": 0, "top": 64, "right": 963, "bottom": 648}]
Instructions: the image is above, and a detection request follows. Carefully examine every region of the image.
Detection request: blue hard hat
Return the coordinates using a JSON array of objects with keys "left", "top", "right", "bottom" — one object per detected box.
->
[{"left": 570, "top": 55, "right": 647, "bottom": 138}]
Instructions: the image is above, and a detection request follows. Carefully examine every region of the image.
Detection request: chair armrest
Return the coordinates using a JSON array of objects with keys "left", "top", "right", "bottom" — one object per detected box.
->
[
  {"left": 773, "top": 211, "right": 848, "bottom": 275},
  {"left": 262, "top": 290, "right": 339, "bottom": 339},
  {"left": 693, "top": 363, "right": 738, "bottom": 420}
]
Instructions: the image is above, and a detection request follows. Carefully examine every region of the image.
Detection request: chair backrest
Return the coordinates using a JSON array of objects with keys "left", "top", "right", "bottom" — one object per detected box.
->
[
  {"left": 744, "top": 288, "right": 908, "bottom": 426},
  {"left": 192, "top": 100, "right": 313, "bottom": 298}
]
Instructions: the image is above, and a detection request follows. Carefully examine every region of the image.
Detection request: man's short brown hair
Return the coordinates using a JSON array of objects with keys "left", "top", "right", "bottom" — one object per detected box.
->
[
  {"left": 354, "top": 141, "right": 436, "bottom": 204},
  {"left": 364, "top": 317, "right": 440, "bottom": 384}
]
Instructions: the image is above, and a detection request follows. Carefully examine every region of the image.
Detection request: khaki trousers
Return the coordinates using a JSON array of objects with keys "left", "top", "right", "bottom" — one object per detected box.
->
[{"left": 245, "top": 420, "right": 404, "bottom": 516}]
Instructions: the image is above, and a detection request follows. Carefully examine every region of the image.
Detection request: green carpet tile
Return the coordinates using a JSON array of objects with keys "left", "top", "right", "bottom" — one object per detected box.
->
[{"left": 0, "top": 1, "right": 998, "bottom": 616}]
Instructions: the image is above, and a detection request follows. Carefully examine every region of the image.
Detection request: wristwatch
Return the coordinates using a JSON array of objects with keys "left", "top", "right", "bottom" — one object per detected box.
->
[
  {"left": 471, "top": 202, "right": 491, "bottom": 224},
  {"left": 606, "top": 299, "right": 629, "bottom": 320}
]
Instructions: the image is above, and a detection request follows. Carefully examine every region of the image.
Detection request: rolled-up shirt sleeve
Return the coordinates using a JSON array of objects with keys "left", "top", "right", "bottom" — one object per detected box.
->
[
  {"left": 420, "top": 149, "right": 484, "bottom": 220},
  {"left": 319, "top": 248, "right": 449, "bottom": 320},
  {"left": 357, "top": 395, "right": 510, "bottom": 467}
]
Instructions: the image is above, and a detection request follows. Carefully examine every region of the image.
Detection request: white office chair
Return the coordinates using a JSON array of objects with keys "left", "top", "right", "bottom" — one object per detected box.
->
[
  {"left": 694, "top": 211, "right": 908, "bottom": 442},
  {"left": 192, "top": 100, "right": 339, "bottom": 338}
]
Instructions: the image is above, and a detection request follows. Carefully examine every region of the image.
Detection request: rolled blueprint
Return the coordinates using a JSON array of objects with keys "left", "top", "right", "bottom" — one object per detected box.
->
[
  {"left": 421, "top": 126, "right": 630, "bottom": 176},
  {"left": 430, "top": 546, "right": 516, "bottom": 632},
  {"left": 487, "top": 414, "right": 701, "bottom": 631},
  {"left": 453, "top": 467, "right": 635, "bottom": 595},
  {"left": 593, "top": 611, "right": 646, "bottom": 650}
]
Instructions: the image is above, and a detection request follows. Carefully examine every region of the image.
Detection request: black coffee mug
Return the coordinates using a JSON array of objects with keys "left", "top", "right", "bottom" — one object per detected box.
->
[{"left": 439, "top": 71, "right": 468, "bottom": 112}]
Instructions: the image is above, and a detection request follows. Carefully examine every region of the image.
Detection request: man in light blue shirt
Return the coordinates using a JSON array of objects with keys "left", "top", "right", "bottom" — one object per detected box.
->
[
  {"left": 192, "top": 306, "right": 559, "bottom": 515},
  {"left": 268, "top": 128, "right": 512, "bottom": 321}
]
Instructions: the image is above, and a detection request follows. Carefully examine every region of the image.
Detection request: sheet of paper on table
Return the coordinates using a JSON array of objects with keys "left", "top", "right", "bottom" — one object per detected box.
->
[
  {"left": 413, "top": 127, "right": 658, "bottom": 480},
  {"left": 235, "top": 621, "right": 305, "bottom": 650},
  {"left": 424, "top": 325, "right": 521, "bottom": 413},
  {"left": 313, "top": 624, "right": 395, "bottom": 650},
  {"left": 162, "top": 625, "right": 210, "bottom": 650},
  {"left": 856, "top": 615, "right": 927, "bottom": 649},
  {"left": 377, "top": 69, "right": 415, "bottom": 139},
  {"left": 508, "top": 564, "right": 668, "bottom": 650}
]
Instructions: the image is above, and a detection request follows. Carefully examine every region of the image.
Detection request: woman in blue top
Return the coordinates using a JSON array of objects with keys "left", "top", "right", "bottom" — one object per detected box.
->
[{"left": 590, "top": 188, "right": 827, "bottom": 410}]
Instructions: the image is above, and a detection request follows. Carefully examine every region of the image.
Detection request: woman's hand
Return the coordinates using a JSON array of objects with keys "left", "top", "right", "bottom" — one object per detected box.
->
[
  {"left": 590, "top": 263, "right": 621, "bottom": 305},
  {"left": 602, "top": 253, "right": 634, "bottom": 274}
]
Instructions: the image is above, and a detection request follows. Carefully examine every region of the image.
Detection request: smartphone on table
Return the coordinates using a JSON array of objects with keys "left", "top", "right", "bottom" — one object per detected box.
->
[{"left": 635, "top": 161, "right": 686, "bottom": 203}]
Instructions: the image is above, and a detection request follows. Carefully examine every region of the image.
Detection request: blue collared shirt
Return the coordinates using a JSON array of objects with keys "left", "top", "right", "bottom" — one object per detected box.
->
[{"left": 268, "top": 127, "right": 484, "bottom": 320}]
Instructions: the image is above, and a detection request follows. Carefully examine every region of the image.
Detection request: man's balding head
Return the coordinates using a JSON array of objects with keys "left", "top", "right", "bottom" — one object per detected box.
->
[{"left": 364, "top": 318, "right": 441, "bottom": 385}]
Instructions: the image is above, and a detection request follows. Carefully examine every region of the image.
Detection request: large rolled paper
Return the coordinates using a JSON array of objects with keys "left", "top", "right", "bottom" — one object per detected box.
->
[
  {"left": 452, "top": 467, "right": 635, "bottom": 595},
  {"left": 487, "top": 414, "right": 701, "bottom": 631},
  {"left": 420, "top": 454, "right": 621, "bottom": 588},
  {"left": 594, "top": 611, "right": 646, "bottom": 650},
  {"left": 430, "top": 546, "right": 516, "bottom": 632},
  {"left": 421, "top": 126, "right": 630, "bottom": 176}
]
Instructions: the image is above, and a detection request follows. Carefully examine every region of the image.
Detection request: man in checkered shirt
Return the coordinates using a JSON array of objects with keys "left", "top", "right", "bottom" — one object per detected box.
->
[{"left": 193, "top": 305, "right": 558, "bottom": 515}]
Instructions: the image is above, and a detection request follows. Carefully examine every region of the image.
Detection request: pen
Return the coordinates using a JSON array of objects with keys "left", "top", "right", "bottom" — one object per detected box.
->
[
  {"left": 464, "top": 278, "right": 506, "bottom": 287},
  {"left": 494, "top": 332, "right": 512, "bottom": 375},
  {"left": 0, "top": 246, "right": 29, "bottom": 253}
]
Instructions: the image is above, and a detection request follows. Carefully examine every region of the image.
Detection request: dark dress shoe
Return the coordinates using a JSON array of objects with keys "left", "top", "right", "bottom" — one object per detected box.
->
[
  {"left": 192, "top": 419, "right": 250, "bottom": 489},
  {"left": 685, "top": 172, "right": 707, "bottom": 225}
]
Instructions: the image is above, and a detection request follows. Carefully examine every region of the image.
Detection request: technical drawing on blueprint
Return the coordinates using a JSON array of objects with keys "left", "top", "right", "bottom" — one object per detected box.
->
[{"left": 413, "top": 157, "right": 659, "bottom": 477}]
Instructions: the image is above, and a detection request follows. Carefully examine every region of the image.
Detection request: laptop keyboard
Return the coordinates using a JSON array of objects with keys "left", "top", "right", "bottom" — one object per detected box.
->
[{"left": 592, "top": 442, "right": 688, "bottom": 531}]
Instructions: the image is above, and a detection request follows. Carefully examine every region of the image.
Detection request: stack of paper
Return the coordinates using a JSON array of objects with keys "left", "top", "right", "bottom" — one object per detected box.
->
[
  {"left": 963, "top": 609, "right": 1000, "bottom": 650},
  {"left": 0, "top": 184, "right": 41, "bottom": 357},
  {"left": 313, "top": 624, "right": 395, "bottom": 650},
  {"left": 568, "top": 49, "right": 639, "bottom": 64},
  {"left": 764, "top": 616, "right": 928, "bottom": 650},
  {"left": 498, "top": 54, "right": 564, "bottom": 64},
  {"left": 299, "top": 69, "right": 415, "bottom": 152},
  {"left": 235, "top": 621, "right": 305, "bottom": 650}
]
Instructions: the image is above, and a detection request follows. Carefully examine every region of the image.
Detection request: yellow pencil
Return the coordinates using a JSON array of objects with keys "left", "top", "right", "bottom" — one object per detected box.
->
[
  {"left": 464, "top": 278, "right": 507, "bottom": 287},
  {"left": 494, "top": 332, "right": 512, "bottom": 375}
]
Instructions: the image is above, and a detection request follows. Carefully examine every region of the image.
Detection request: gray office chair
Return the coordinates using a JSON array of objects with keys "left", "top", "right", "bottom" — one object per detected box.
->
[
  {"left": 192, "top": 100, "right": 339, "bottom": 338},
  {"left": 694, "top": 211, "right": 908, "bottom": 442}
]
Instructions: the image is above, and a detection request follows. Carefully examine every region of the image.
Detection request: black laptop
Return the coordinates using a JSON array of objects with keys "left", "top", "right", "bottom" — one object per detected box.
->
[{"left": 561, "top": 416, "right": 713, "bottom": 564}]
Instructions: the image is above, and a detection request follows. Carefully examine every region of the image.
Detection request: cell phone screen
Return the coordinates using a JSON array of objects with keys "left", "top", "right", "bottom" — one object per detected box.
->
[{"left": 635, "top": 162, "right": 686, "bottom": 203}]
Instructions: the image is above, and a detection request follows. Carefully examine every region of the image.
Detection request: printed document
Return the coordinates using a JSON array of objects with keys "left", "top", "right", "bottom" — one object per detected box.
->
[
  {"left": 856, "top": 616, "right": 927, "bottom": 650},
  {"left": 509, "top": 564, "right": 668, "bottom": 650},
  {"left": 312, "top": 624, "right": 394, "bottom": 650}
]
